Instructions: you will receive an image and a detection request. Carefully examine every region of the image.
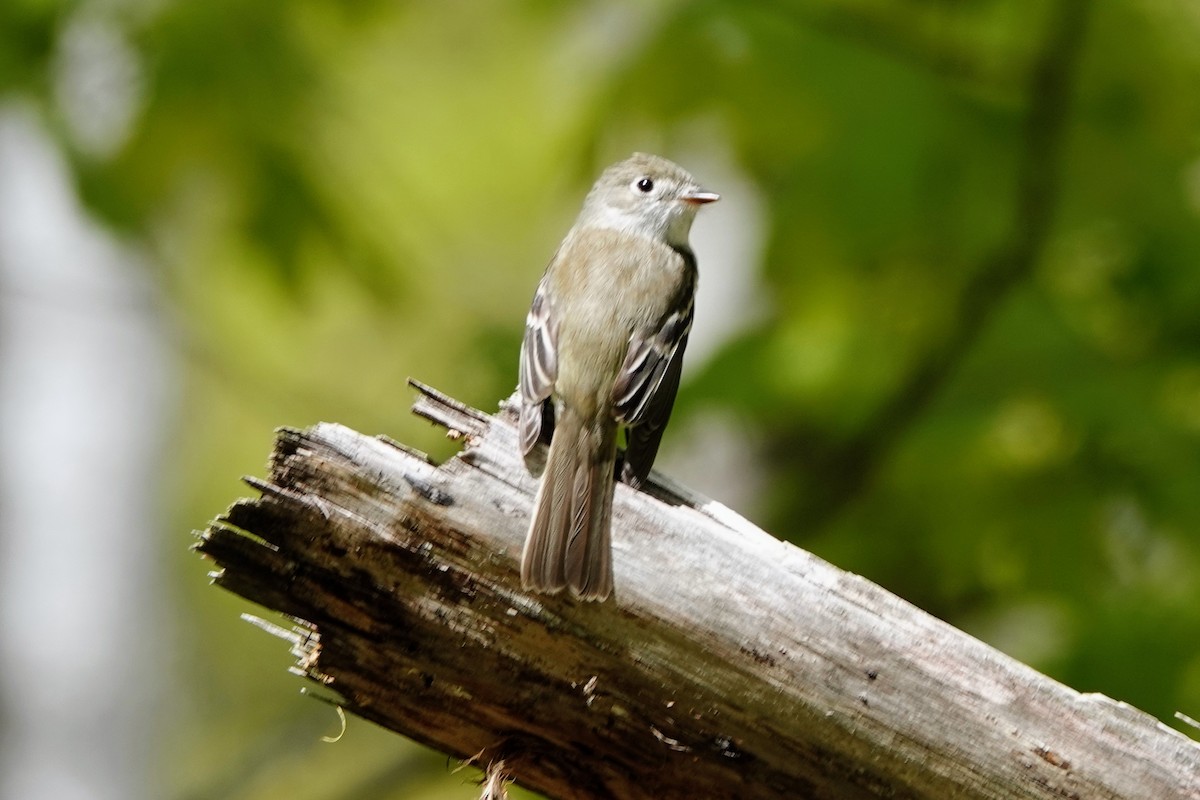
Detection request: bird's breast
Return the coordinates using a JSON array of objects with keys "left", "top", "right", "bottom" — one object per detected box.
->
[{"left": 545, "top": 227, "right": 692, "bottom": 411}]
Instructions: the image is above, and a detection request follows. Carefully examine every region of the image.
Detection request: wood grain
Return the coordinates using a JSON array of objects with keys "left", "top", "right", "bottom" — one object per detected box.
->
[{"left": 196, "top": 383, "right": 1200, "bottom": 800}]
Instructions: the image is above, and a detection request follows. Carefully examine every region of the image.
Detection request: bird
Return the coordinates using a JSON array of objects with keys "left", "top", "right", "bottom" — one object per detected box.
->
[{"left": 517, "top": 152, "right": 718, "bottom": 601}]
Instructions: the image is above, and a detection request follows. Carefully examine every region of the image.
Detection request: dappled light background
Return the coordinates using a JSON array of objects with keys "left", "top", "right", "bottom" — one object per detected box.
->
[{"left": 2, "top": 1, "right": 1199, "bottom": 798}]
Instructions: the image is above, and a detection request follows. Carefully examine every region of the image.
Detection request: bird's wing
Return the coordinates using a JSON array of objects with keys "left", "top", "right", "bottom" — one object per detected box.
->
[
  {"left": 518, "top": 278, "right": 557, "bottom": 458},
  {"left": 612, "top": 295, "right": 693, "bottom": 488}
]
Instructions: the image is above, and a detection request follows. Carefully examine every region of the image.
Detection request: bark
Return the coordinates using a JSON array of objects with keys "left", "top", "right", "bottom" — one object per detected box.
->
[{"left": 196, "top": 382, "right": 1200, "bottom": 800}]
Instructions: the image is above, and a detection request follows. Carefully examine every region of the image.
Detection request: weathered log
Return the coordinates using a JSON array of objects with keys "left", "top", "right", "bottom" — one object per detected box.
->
[{"left": 195, "top": 382, "right": 1200, "bottom": 800}]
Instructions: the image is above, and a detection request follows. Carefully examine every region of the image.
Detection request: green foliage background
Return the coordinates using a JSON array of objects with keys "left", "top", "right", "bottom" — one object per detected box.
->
[{"left": 5, "top": 0, "right": 1199, "bottom": 797}]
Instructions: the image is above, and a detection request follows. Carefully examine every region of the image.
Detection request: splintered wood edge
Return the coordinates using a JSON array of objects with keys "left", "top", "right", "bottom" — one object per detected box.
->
[
  {"left": 408, "top": 378, "right": 491, "bottom": 439},
  {"left": 375, "top": 433, "right": 434, "bottom": 463}
]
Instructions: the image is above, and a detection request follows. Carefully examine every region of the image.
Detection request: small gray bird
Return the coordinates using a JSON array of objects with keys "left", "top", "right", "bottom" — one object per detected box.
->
[{"left": 518, "top": 153, "right": 718, "bottom": 601}]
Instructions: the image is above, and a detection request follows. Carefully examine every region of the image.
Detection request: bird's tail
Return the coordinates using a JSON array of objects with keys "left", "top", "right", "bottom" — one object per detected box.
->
[{"left": 521, "top": 407, "right": 616, "bottom": 601}]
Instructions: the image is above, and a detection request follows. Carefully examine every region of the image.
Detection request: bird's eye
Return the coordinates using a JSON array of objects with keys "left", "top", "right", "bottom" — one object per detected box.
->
[{"left": 635, "top": 177, "right": 654, "bottom": 193}]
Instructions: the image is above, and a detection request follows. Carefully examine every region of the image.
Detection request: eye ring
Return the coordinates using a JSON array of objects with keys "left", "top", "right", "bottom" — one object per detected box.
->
[{"left": 635, "top": 177, "right": 654, "bottom": 193}]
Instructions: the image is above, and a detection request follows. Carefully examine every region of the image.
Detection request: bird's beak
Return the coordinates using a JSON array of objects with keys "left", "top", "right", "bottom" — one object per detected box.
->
[{"left": 682, "top": 188, "right": 720, "bottom": 205}]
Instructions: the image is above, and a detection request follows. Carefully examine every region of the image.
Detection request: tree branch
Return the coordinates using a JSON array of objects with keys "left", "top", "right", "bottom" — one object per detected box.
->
[
  {"left": 195, "top": 382, "right": 1199, "bottom": 800},
  {"left": 774, "top": 0, "right": 1091, "bottom": 528}
]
